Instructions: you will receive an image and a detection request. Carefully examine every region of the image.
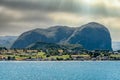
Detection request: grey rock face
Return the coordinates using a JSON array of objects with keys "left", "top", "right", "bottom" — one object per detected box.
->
[
  {"left": 68, "top": 22, "right": 112, "bottom": 50},
  {"left": 11, "top": 22, "right": 112, "bottom": 50}
]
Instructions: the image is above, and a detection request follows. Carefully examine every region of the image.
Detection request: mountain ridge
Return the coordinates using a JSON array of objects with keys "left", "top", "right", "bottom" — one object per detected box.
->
[{"left": 11, "top": 22, "right": 112, "bottom": 50}]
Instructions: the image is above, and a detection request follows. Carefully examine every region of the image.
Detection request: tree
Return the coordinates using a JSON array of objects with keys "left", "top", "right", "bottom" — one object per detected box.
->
[{"left": 7, "top": 56, "right": 11, "bottom": 60}]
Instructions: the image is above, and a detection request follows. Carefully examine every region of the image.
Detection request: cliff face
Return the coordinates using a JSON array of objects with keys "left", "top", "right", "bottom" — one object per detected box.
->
[
  {"left": 68, "top": 22, "right": 112, "bottom": 50},
  {"left": 11, "top": 22, "right": 112, "bottom": 51}
]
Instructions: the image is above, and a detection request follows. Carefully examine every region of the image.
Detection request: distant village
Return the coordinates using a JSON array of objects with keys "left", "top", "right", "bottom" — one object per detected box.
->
[{"left": 0, "top": 47, "right": 120, "bottom": 61}]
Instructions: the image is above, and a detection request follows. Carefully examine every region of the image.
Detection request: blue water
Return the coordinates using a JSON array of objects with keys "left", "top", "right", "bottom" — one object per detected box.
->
[{"left": 0, "top": 61, "right": 120, "bottom": 80}]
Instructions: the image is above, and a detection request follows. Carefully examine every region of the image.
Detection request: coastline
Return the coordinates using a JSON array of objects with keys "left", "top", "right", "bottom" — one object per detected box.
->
[{"left": 0, "top": 60, "right": 120, "bottom": 61}]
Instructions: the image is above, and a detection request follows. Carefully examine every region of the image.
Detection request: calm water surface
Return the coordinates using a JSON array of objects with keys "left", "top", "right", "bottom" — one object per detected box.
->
[{"left": 0, "top": 61, "right": 120, "bottom": 80}]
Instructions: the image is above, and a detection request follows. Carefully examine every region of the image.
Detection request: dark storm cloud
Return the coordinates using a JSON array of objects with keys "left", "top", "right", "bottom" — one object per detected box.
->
[
  {"left": 0, "top": 0, "right": 120, "bottom": 17},
  {"left": 0, "top": 0, "right": 75, "bottom": 12}
]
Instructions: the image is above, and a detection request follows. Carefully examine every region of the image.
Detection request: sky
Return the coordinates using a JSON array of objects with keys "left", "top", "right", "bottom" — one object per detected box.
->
[{"left": 0, "top": 0, "right": 120, "bottom": 41}]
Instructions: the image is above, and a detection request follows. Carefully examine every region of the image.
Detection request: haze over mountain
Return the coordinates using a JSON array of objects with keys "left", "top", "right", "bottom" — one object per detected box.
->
[
  {"left": 0, "top": 36, "right": 18, "bottom": 48},
  {"left": 11, "top": 22, "right": 112, "bottom": 50},
  {"left": 112, "top": 42, "right": 120, "bottom": 51}
]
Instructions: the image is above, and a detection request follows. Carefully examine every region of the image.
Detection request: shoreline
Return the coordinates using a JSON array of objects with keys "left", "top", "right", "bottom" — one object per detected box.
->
[{"left": 0, "top": 60, "right": 120, "bottom": 62}]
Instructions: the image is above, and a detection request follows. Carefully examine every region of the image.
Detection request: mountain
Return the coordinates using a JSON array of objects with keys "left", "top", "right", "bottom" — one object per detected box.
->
[
  {"left": 11, "top": 26, "right": 75, "bottom": 48},
  {"left": 112, "top": 42, "right": 120, "bottom": 51},
  {"left": 11, "top": 22, "right": 112, "bottom": 50},
  {"left": 0, "top": 36, "right": 18, "bottom": 48},
  {"left": 68, "top": 22, "right": 112, "bottom": 50}
]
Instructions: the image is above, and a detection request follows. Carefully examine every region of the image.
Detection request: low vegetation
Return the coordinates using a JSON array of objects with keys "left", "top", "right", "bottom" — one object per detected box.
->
[
  {"left": 0, "top": 50, "right": 120, "bottom": 61},
  {"left": 0, "top": 46, "right": 120, "bottom": 61}
]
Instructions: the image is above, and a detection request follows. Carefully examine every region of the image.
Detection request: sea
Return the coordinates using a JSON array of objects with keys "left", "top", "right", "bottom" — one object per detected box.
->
[{"left": 0, "top": 61, "right": 120, "bottom": 80}]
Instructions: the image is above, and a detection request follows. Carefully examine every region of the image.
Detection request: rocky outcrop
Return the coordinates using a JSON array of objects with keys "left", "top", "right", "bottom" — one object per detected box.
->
[
  {"left": 68, "top": 22, "right": 112, "bottom": 50},
  {"left": 11, "top": 22, "right": 112, "bottom": 50}
]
